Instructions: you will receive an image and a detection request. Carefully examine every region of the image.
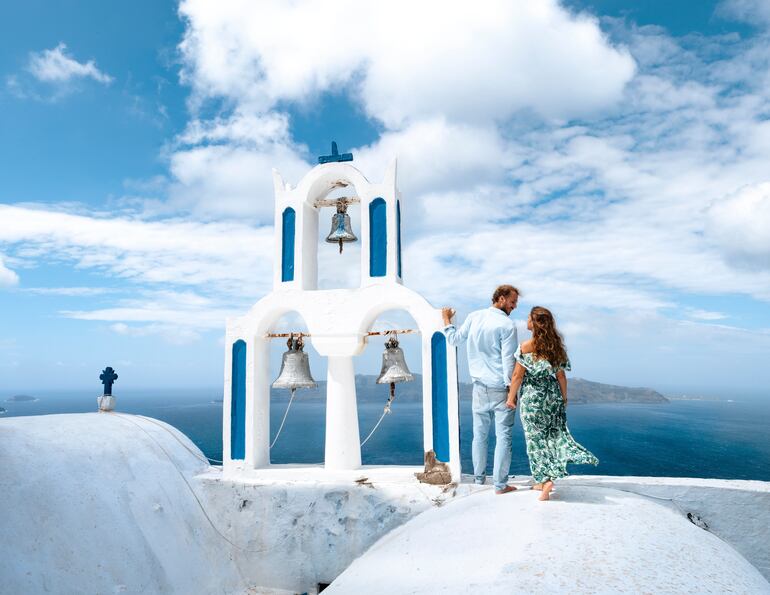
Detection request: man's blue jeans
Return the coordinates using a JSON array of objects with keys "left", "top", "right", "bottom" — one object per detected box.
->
[{"left": 472, "top": 382, "right": 515, "bottom": 489}]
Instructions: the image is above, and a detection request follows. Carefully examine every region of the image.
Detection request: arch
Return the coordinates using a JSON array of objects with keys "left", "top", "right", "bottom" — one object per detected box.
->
[
  {"left": 369, "top": 198, "right": 387, "bottom": 277},
  {"left": 299, "top": 163, "right": 372, "bottom": 208},
  {"left": 431, "top": 332, "right": 450, "bottom": 462},
  {"left": 230, "top": 340, "right": 247, "bottom": 460},
  {"left": 281, "top": 207, "right": 296, "bottom": 282}
]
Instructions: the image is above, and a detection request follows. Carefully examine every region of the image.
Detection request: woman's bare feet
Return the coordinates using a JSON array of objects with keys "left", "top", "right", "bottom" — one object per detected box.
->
[
  {"left": 532, "top": 483, "right": 544, "bottom": 491},
  {"left": 538, "top": 480, "right": 554, "bottom": 501}
]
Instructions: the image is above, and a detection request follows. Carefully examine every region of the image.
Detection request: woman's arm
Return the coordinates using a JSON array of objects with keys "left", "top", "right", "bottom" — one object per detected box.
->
[
  {"left": 506, "top": 362, "right": 526, "bottom": 408},
  {"left": 556, "top": 370, "right": 567, "bottom": 404}
]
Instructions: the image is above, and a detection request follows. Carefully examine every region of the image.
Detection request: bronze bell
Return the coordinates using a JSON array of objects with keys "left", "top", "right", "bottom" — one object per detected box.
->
[
  {"left": 325, "top": 201, "right": 357, "bottom": 253},
  {"left": 376, "top": 335, "right": 414, "bottom": 386},
  {"left": 272, "top": 335, "right": 317, "bottom": 390}
]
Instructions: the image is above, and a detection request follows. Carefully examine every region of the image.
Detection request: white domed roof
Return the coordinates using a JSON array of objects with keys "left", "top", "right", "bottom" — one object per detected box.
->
[{"left": 326, "top": 484, "right": 770, "bottom": 594}]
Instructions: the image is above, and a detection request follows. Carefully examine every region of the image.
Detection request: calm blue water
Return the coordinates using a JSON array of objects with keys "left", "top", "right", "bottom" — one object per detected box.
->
[{"left": 3, "top": 390, "right": 769, "bottom": 480}]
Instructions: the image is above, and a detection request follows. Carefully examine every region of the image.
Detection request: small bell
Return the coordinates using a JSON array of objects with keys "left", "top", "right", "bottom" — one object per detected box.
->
[
  {"left": 325, "top": 201, "right": 357, "bottom": 253},
  {"left": 376, "top": 335, "right": 414, "bottom": 397},
  {"left": 272, "top": 335, "right": 317, "bottom": 390}
]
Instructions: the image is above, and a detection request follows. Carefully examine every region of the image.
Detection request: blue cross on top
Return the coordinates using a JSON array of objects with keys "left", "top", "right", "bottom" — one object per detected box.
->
[
  {"left": 100, "top": 366, "right": 118, "bottom": 396},
  {"left": 318, "top": 141, "right": 353, "bottom": 164}
]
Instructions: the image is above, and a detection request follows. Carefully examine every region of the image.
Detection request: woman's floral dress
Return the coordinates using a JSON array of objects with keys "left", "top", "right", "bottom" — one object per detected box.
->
[{"left": 515, "top": 346, "right": 598, "bottom": 483}]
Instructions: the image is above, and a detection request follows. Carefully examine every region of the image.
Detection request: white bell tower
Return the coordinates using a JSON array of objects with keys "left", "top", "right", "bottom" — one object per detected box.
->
[{"left": 222, "top": 148, "right": 462, "bottom": 481}]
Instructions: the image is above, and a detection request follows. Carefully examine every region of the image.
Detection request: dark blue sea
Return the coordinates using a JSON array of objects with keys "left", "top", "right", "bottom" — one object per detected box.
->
[{"left": 3, "top": 390, "right": 769, "bottom": 480}]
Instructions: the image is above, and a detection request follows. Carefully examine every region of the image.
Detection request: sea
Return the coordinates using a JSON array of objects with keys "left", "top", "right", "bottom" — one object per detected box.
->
[{"left": 2, "top": 389, "right": 769, "bottom": 481}]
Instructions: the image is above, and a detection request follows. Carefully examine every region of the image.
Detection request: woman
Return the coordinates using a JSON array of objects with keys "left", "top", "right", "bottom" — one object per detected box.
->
[{"left": 507, "top": 307, "right": 598, "bottom": 501}]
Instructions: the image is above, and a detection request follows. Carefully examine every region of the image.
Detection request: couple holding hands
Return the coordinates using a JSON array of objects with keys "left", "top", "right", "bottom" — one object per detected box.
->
[{"left": 443, "top": 284, "right": 598, "bottom": 501}]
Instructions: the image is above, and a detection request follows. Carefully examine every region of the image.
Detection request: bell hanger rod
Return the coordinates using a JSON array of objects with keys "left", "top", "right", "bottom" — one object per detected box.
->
[
  {"left": 314, "top": 196, "right": 360, "bottom": 208},
  {"left": 265, "top": 329, "right": 419, "bottom": 339}
]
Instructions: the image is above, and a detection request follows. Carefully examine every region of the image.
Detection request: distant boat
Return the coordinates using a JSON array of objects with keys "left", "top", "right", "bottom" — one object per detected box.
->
[{"left": 0, "top": 407, "right": 6, "bottom": 414}]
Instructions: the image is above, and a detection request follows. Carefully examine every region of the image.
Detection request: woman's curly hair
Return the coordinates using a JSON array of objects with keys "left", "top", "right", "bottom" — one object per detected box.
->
[{"left": 530, "top": 306, "right": 568, "bottom": 368}]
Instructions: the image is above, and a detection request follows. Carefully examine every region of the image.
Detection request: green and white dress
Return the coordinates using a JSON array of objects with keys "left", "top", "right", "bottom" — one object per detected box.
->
[{"left": 515, "top": 346, "right": 598, "bottom": 483}]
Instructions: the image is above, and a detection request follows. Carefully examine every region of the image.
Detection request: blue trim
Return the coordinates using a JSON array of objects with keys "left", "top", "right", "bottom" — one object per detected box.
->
[
  {"left": 281, "top": 207, "right": 295, "bottom": 282},
  {"left": 369, "top": 198, "right": 387, "bottom": 277},
  {"left": 230, "top": 340, "right": 247, "bottom": 460},
  {"left": 431, "top": 332, "right": 450, "bottom": 462},
  {"left": 396, "top": 200, "right": 402, "bottom": 279}
]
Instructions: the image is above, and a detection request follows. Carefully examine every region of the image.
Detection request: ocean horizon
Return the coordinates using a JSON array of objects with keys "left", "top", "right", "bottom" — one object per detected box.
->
[{"left": 3, "top": 388, "right": 769, "bottom": 482}]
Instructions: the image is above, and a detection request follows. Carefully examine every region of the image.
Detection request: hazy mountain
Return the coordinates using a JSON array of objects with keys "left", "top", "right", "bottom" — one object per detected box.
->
[
  {"left": 6, "top": 395, "right": 38, "bottom": 403},
  {"left": 567, "top": 378, "right": 668, "bottom": 404},
  {"left": 270, "top": 375, "right": 668, "bottom": 404}
]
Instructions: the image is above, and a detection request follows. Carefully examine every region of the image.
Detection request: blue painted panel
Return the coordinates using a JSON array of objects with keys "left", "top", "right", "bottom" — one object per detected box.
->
[
  {"left": 431, "top": 332, "right": 450, "bottom": 462},
  {"left": 281, "top": 207, "right": 295, "bottom": 282},
  {"left": 396, "top": 200, "right": 402, "bottom": 279},
  {"left": 230, "top": 340, "right": 247, "bottom": 460},
  {"left": 369, "top": 198, "right": 387, "bottom": 277}
]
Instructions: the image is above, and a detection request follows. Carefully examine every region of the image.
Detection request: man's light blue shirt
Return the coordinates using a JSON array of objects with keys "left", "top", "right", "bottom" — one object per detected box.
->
[{"left": 444, "top": 307, "right": 518, "bottom": 389}]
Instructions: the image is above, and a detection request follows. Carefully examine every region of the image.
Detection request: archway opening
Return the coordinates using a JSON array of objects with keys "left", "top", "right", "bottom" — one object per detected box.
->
[
  {"left": 267, "top": 311, "right": 326, "bottom": 464},
  {"left": 315, "top": 185, "right": 362, "bottom": 290},
  {"left": 356, "top": 309, "right": 424, "bottom": 466}
]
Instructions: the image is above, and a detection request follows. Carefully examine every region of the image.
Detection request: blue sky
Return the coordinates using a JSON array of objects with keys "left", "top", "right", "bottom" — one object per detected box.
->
[{"left": 1, "top": 0, "right": 770, "bottom": 397}]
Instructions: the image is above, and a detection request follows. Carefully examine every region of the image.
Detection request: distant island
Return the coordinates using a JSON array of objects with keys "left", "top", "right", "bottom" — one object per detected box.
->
[
  {"left": 6, "top": 395, "right": 38, "bottom": 403},
  {"left": 266, "top": 375, "right": 668, "bottom": 405},
  {"left": 568, "top": 378, "right": 668, "bottom": 404},
  {"left": 0, "top": 407, "right": 6, "bottom": 414}
]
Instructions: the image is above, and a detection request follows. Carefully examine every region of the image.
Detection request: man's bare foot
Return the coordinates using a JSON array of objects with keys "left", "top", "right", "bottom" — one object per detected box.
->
[
  {"left": 538, "top": 481, "right": 554, "bottom": 501},
  {"left": 495, "top": 485, "right": 518, "bottom": 495},
  {"left": 532, "top": 483, "right": 544, "bottom": 491}
]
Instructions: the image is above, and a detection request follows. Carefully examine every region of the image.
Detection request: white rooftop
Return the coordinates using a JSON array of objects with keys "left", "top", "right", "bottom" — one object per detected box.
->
[{"left": 326, "top": 482, "right": 770, "bottom": 594}]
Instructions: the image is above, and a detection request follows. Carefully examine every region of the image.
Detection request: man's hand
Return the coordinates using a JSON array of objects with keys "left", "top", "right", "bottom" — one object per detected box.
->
[
  {"left": 506, "top": 397, "right": 517, "bottom": 410},
  {"left": 441, "top": 307, "right": 456, "bottom": 326}
]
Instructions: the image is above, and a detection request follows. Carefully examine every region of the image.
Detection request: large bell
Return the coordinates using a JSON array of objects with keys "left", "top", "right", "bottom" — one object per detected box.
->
[
  {"left": 325, "top": 202, "right": 357, "bottom": 253},
  {"left": 376, "top": 335, "right": 414, "bottom": 385},
  {"left": 272, "top": 335, "right": 317, "bottom": 390}
]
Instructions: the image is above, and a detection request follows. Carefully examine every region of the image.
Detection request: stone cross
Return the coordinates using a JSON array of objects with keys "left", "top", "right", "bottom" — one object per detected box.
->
[
  {"left": 318, "top": 141, "right": 353, "bottom": 164},
  {"left": 100, "top": 367, "right": 118, "bottom": 396}
]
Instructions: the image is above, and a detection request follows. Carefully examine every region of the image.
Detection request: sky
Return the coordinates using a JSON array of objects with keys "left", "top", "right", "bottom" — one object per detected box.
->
[{"left": 1, "top": 0, "right": 769, "bottom": 397}]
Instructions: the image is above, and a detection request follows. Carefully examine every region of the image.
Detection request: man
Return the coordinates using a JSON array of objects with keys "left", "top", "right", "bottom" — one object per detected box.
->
[{"left": 442, "top": 285, "right": 519, "bottom": 494}]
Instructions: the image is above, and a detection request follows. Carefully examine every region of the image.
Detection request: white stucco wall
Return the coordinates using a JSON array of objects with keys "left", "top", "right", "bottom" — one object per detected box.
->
[
  {"left": 2, "top": 413, "right": 768, "bottom": 595},
  {"left": 0, "top": 413, "right": 469, "bottom": 594}
]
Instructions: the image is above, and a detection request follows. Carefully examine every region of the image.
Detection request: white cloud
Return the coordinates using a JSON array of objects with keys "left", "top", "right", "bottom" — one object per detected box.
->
[
  {"left": 684, "top": 309, "right": 728, "bottom": 321},
  {"left": 178, "top": 0, "right": 635, "bottom": 125},
  {"left": 707, "top": 183, "right": 770, "bottom": 269},
  {"left": 0, "top": 254, "right": 19, "bottom": 287},
  {"left": 27, "top": 43, "right": 113, "bottom": 85},
  {"left": 24, "top": 286, "right": 113, "bottom": 297},
  {"left": 716, "top": 0, "right": 770, "bottom": 27},
  {"left": 168, "top": 141, "right": 308, "bottom": 219},
  {"left": 109, "top": 322, "right": 203, "bottom": 345},
  {"left": 0, "top": 204, "right": 272, "bottom": 290}
]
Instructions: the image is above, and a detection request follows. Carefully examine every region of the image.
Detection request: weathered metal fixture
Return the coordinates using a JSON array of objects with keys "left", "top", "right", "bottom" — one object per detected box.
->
[
  {"left": 272, "top": 334, "right": 317, "bottom": 390},
  {"left": 376, "top": 334, "right": 414, "bottom": 394},
  {"left": 325, "top": 201, "right": 357, "bottom": 253},
  {"left": 361, "top": 334, "right": 415, "bottom": 448},
  {"left": 270, "top": 334, "right": 316, "bottom": 449},
  {"left": 318, "top": 141, "right": 353, "bottom": 164}
]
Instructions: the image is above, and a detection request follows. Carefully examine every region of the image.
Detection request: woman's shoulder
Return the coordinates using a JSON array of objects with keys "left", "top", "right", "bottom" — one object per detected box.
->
[{"left": 519, "top": 339, "right": 534, "bottom": 354}]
